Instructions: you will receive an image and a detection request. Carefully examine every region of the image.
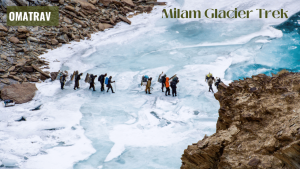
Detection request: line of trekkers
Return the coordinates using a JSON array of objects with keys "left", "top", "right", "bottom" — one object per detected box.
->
[
  {"left": 141, "top": 72, "right": 179, "bottom": 97},
  {"left": 59, "top": 71, "right": 115, "bottom": 93},
  {"left": 58, "top": 71, "right": 222, "bottom": 95}
]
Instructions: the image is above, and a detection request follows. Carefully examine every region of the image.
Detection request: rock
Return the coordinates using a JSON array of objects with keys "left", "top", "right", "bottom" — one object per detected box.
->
[
  {"left": 0, "top": 69, "right": 5, "bottom": 72},
  {"left": 50, "top": 72, "right": 58, "bottom": 81},
  {"left": 15, "top": 0, "right": 28, "bottom": 6},
  {"left": 0, "top": 32, "right": 8, "bottom": 36},
  {"left": 32, "top": 27, "right": 39, "bottom": 32},
  {"left": 0, "top": 40, "right": 2, "bottom": 46},
  {"left": 73, "top": 18, "right": 86, "bottom": 27},
  {"left": 32, "top": 64, "right": 51, "bottom": 78},
  {"left": 27, "top": 36, "right": 40, "bottom": 43},
  {"left": 65, "top": 5, "right": 75, "bottom": 12},
  {"left": 63, "top": 17, "right": 72, "bottom": 24},
  {"left": 0, "top": 23, "right": 8, "bottom": 31},
  {"left": 7, "top": 66, "right": 15, "bottom": 72},
  {"left": 118, "top": 15, "right": 131, "bottom": 24},
  {"left": 17, "top": 26, "right": 29, "bottom": 33},
  {"left": 1, "top": 0, "right": 17, "bottom": 8},
  {"left": 1, "top": 78, "right": 10, "bottom": 84},
  {"left": 59, "top": 0, "right": 64, "bottom": 4},
  {"left": 121, "top": 0, "right": 134, "bottom": 6},
  {"left": 103, "top": 23, "right": 113, "bottom": 29},
  {"left": 76, "top": 0, "right": 97, "bottom": 11},
  {"left": 88, "top": 0, "right": 97, "bottom": 4},
  {"left": 181, "top": 72, "right": 300, "bottom": 169},
  {"left": 58, "top": 43, "right": 62, "bottom": 47},
  {"left": 9, "top": 37, "right": 19, "bottom": 44},
  {"left": 29, "top": 77, "right": 39, "bottom": 82},
  {"left": 1, "top": 54, "right": 7, "bottom": 60},
  {"left": 247, "top": 158, "right": 261, "bottom": 167},
  {"left": 51, "top": 39, "right": 59, "bottom": 45},
  {"left": 1, "top": 83, "right": 38, "bottom": 104},
  {"left": 99, "top": 0, "right": 111, "bottom": 6},
  {"left": 98, "top": 23, "right": 105, "bottom": 31}
]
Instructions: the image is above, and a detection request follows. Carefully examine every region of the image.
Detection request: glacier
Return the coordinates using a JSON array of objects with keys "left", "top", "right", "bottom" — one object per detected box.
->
[{"left": 1, "top": 0, "right": 300, "bottom": 168}]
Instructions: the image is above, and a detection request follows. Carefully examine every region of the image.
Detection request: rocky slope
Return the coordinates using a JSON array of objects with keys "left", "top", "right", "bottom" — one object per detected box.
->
[
  {"left": 181, "top": 72, "right": 300, "bottom": 169},
  {"left": 0, "top": 0, "right": 165, "bottom": 89}
]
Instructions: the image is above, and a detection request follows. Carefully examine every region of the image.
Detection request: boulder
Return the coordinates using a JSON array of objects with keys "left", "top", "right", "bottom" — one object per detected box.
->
[
  {"left": 59, "top": 0, "right": 64, "bottom": 4},
  {"left": 0, "top": 40, "right": 2, "bottom": 46},
  {"left": 51, "top": 39, "right": 59, "bottom": 45},
  {"left": 0, "top": 54, "right": 7, "bottom": 60},
  {"left": 118, "top": 15, "right": 131, "bottom": 24},
  {"left": 7, "top": 66, "right": 15, "bottom": 72},
  {"left": 98, "top": 23, "right": 105, "bottom": 31},
  {"left": 1, "top": 83, "right": 38, "bottom": 104},
  {"left": 32, "top": 65, "right": 51, "bottom": 78},
  {"left": 65, "top": 5, "right": 75, "bottom": 12},
  {"left": 9, "top": 37, "right": 19, "bottom": 44},
  {"left": 103, "top": 23, "right": 113, "bottom": 29},
  {"left": 0, "top": 24, "right": 8, "bottom": 32}
]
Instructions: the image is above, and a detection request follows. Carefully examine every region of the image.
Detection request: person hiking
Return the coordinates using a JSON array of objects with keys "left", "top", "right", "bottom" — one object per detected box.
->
[
  {"left": 215, "top": 77, "right": 222, "bottom": 89},
  {"left": 74, "top": 73, "right": 83, "bottom": 90},
  {"left": 158, "top": 72, "right": 166, "bottom": 92},
  {"left": 89, "top": 74, "right": 97, "bottom": 91},
  {"left": 145, "top": 77, "right": 152, "bottom": 94},
  {"left": 60, "top": 74, "right": 67, "bottom": 90},
  {"left": 98, "top": 73, "right": 107, "bottom": 91},
  {"left": 107, "top": 76, "right": 115, "bottom": 93},
  {"left": 205, "top": 73, "right": 215, "bottom": 93},
  {"left": 171, "top": 77, "right": 179, "bottom": 97},
  {"left": 165, "top": 77, "right": 171, "bottom": 96}
]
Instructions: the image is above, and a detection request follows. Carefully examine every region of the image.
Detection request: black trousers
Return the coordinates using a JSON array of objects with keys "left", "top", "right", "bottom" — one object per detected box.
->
[
  {"left": 209, "top": 85, "right": 214, "bottom": 93},
  {"left": 165, "top": 87, "right": 170, "bottom": 95},
  {"left": 161, "top": 83, "right": 165, "bottom": 92},
  {"left": 89, "top": 83, "right": 95, "bottom": 91},
  {"left": 171, "top": 87, "right": 176, "bottom": 96},
  {"left": 74, "top": 81, "right": 79, "bottom": 89},
  {"left": 61, "top": 82, "right": 64, "bottom": 89},
  {"left": 100, "top": 82, "right": 104, "bottom": 91},
  {"left": 107, "top": 84, "right": 114, "bottom": 93}
]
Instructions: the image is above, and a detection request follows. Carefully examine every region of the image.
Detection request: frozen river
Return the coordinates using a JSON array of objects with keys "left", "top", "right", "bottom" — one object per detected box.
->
[{"left": 1, "top": 0, "right": 300, "bottom": 168}]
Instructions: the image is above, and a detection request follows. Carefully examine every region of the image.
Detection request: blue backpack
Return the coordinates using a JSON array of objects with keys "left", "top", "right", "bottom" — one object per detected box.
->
[{"left": 105, "top": 77, "right": 109, "bottom": 84}]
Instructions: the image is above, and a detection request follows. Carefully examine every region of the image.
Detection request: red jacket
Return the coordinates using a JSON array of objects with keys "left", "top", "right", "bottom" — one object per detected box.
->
[{"left": 165, "top": 77, "right": 170, "bottom": 87}]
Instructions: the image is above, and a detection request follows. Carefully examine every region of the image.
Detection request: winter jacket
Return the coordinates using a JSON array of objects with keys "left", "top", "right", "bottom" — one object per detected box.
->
[
  {"left": 90, "top": 75, "right": 97, "bottom": 84},
  {"left": 99, "top": 75, "right": 105, "bottom": 83},
  {"left": 146, "top": 79, "right": 151, "bottom": 88},
  {"left": 165, "top": 77, "right": 170, "bottom": 88}
]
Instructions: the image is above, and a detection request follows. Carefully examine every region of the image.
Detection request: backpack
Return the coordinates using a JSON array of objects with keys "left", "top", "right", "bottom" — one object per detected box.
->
[
  {"left": 171, "top": 81, "right": 176, "bottom": 88},
  {"left": 161, "top": 75, "right": 166, "bottom": 83},
  {"left": 105, "top": 77, "right": 109, "bottom": 84},
  {"left": 88, "top": 76, "right": 92, "bottom": 83},
  {"left": 98, "top": 75, "right": 104, "bottom": 82},
  {"left": 173, "top": 77, "right": 178, "bottom": 82},
  {"left": 143, "top": 75, "right": 149, "bottom": 82}
]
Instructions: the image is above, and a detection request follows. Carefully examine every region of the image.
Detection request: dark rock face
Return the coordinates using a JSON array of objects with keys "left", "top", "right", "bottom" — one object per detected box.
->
[
  {"left": 181, "top": 72, "right": 300, "bottom": 169},
  {"left": 1, "top": 83, "right": 38, "bottom": 104}
]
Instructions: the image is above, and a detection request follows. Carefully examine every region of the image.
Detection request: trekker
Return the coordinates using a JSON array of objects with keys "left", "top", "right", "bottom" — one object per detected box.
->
[
  {"left": 145, "top": 77, "right": 152, "bottom": 94},
  {"left": 60, "top": 74, "right": 67, "bottom": 90},
  {"left": 89, "top": 74, "right": 97, "bottom": 91},
  {"left": 165, "top": 77, "right": 170, "bottom": 96},
  {"left": 158, "top": 72, "right": 166, "bottom": 92},
  {"left": 74, "top": 73, "right": 83, "bottom": 90},
  {"left": 171, "top": 77, "right": 179, "bottom": 97},
  {"left": 98, "top": 73, "right": 107, "bottom": 91},
  {"left": 205, "top": 73, "right": 215, "bottom": 93},
  {"left": 215, "top": 77, "right": 222, "bottom": 89},
  {"left": 107, "top": 76, "right": 115, "bottom": 93}
]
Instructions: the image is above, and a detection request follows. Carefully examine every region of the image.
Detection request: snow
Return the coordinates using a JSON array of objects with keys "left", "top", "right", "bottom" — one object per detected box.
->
[{"left": 1, "top": 0, "right": 300, "bottom": 168}]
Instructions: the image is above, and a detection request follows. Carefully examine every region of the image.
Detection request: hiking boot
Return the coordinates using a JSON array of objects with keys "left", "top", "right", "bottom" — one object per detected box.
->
[
  {"left": 112, "top": 92, "right": 115, "bottom": 93},
  {"left": 148, "top": 93, "right": 152, "bottom": 94},
  {"left": 146, "top": 91, "right": 147, "bottom": 94},
  {"left": 168, "top": 94, "right": 171, "bottom": 95}
]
